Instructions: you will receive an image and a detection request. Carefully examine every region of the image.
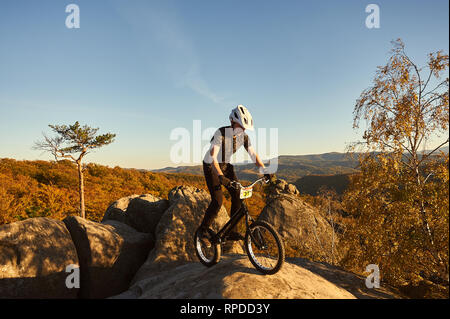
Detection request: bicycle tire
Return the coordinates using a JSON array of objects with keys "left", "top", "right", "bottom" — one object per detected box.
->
[
  {"left": 194, "top": 227, "right": 221, "bottom": 267},
  {"left": 245, "top": 221, "right": 285, "bottom": 275}
]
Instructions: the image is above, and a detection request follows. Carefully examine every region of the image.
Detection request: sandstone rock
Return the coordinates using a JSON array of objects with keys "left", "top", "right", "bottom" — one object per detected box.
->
[
  {"left": 270, "top": 179, "right": 300, "bottom": 195},
  {"left": 287, "top": 257, "right": 404, "bottom": 299},
  {"left": 0, "top": 217, "right": 79, "bottom": 299},
  {"left": 259, "top": 179, "right": 335, "bottom": 261},
  {"left": 112, "top": 255, "right": 357, "bottom": 299},
  {"left": 102, "top": 194, "right": 169, "bottom": 236},
  {"left": 286, "top": 183, "right": 300, "bottom": 195},
  {"left": 102, "top": 195, "right": 139, "bottom": 224},
  {"left": 131, "top": 186, "right": 244, "bottom": 282},
  {"left": 124, "top": 195, "right": 169, "bottom": 234},
  {"left": 63, "top": 216, "right": 153, "bottom": 298}
]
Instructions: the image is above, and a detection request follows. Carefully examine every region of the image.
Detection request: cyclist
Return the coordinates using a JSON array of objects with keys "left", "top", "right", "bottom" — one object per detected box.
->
[{"left": 199, "top": 105, "right": 274, "bottom": 245}]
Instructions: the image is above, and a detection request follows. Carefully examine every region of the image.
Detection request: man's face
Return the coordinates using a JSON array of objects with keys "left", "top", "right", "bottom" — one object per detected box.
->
[{"left": 231, "top": 121, "right": 245, "bottom": 132}]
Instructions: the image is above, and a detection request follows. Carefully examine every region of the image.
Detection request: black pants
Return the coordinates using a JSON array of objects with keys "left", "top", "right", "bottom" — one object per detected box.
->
[{"left": 201, "top": 162, "right": 242, "bottom": 231}]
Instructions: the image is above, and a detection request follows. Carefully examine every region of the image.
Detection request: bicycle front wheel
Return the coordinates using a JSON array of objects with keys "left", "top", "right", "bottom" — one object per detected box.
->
[{"left": 245, "top": 221, "right": 285, "bottom": 275}]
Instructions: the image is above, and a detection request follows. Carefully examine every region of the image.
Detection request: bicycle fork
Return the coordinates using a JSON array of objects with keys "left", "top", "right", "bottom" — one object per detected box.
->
[
  {"left": 244, "top": 209, "right": 267, "bottom": 250},
  {"left": 250, "top": 228, "right": 267, "bottom": 250}
]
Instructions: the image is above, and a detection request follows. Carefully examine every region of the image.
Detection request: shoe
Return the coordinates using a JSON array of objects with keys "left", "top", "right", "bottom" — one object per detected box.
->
[
  {"left": 225, "top": 231, "right": 244, "bottom": 242},
  {"left": 198, "top": 228, "right": 212, "bottom": 248}
]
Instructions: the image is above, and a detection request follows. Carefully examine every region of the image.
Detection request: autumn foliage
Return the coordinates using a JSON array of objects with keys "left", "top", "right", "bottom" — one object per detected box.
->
[
  {"left": 0, "top": 158, "right": 266, "bottom": 227},
  {"left": 342, "top": 153, "right": 448, "bottom": 295},
  {"left": 343, "top": 39, "right": 449, "bottom": 297}
]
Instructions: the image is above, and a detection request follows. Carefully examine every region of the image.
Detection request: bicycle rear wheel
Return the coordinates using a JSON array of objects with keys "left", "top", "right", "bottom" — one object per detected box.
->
[
  {"left": 245, "top": 221, "right": 285, "bottom": 275},
  {"left": 194, "top": 227, "right": 221, "bottom": 267}
]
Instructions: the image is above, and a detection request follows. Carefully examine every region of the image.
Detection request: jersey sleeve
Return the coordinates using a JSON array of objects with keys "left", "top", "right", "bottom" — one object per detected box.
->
[{"left": 210, "top": 128, "right": 223, "bottom": 147}]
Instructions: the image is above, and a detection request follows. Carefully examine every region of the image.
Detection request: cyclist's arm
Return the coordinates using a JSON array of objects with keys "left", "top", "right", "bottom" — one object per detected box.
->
[
  {"left": 246, "top": 145, "right": 265, "bottom": 169},
  {"left": 209, "top": 144, "right": 225, "bottom": 176}
]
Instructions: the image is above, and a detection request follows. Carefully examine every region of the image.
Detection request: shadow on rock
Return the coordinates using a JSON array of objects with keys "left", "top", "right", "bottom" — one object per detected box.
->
[
  {"left": 63, "top": 216, "right": 153, "bottom": 299},
  {"left": 286, "top": 257, "right": 404, "bottom": 299}
]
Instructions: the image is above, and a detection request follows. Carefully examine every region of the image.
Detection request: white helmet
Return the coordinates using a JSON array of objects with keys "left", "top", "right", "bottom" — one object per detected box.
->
[{"left": 229, "top": 105, "right": 254, "bottom": 131}]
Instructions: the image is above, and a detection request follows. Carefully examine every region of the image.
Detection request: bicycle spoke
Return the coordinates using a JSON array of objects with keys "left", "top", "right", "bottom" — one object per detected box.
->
[{"left": 247, "top": 226, "right": 280, "bottom": 271}]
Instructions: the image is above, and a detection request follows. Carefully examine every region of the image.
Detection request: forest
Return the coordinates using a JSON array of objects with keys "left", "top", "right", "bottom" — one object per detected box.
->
[{"left": 0, "top": 158, "right": 267, "bottom": 226}]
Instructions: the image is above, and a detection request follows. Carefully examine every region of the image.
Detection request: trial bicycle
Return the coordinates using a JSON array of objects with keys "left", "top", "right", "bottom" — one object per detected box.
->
[{"left": 194, "top": 176, "right": 285, "bottom": 275}]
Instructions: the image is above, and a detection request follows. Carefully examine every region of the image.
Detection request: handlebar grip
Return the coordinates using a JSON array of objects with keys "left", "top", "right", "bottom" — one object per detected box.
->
[{"left": 230, "top": 181, "right": 240, "bottom": 189}]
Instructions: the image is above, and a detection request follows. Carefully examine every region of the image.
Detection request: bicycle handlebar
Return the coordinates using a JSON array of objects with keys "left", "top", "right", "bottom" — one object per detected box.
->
[{"left": 230, "top": 176, "right": 269, "bottom": 190}]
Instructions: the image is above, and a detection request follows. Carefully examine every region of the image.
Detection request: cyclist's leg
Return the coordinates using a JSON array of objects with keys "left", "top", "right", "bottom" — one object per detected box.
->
[
  {"left": 223, "top": 163, "right": 243, "bottom": 234},
  {"left": 200, "top": 162, "right": 223, "bottom": 230}
]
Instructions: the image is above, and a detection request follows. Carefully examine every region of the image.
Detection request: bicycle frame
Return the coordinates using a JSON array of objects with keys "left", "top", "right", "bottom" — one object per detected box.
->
[
  {"left": 212, "top": 204, "right": 251, "bottom": 244},
  {"left": 211, "top": 176, "right": 267, "bottom": 244},
  {"left": 196, "top": 175, "right": 284, "bottom": 274}
]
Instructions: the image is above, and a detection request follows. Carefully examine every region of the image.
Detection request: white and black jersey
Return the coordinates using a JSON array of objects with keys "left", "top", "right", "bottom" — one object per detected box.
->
[{"left": 203, "top": 126, "right": 251, "bottom": 164}]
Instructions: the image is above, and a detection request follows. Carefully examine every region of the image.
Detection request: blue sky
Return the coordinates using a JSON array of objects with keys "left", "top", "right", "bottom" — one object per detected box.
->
[{"left": 0, "top": 0, "right": 448, "bottom": 169}]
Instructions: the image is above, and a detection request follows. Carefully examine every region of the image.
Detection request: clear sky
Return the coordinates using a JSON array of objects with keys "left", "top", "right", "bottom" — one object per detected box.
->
[{"left": 0, "top": 0, "right": 448, "bottom": 169}]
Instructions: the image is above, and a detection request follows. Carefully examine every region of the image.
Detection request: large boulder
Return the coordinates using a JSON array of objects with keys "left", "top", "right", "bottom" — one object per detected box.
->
[
  {"left": 112, "top": 256, "right": 357, "bottom": 299},
  {"left": 131, "top": 186, "right": 244, "bottom": 282},
  {"left": 101, "top": 195, "right": 139, "bottom": 224},
  {"left": 258, "top": 179, "right": 336, "bottom": 261},
  {"left": 102, "top": 194, "right": 169, "bottom": 236},
  {"left": 0, "top": 217, "right": 79, "bottom": 299},
  {"left": 63, "top": 216, "right": 153, "bottom": 299}
]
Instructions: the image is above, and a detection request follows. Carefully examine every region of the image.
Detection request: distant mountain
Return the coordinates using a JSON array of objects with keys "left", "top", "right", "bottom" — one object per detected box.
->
[
  {"left": 152, "top": 152, "right": 360, "bottom": 183},
  {"left": 417, "top": 145, "right": 449, "bottom": 155},
  {"left": 437, "top": 146, "right": 449, "bottom": 153},
  {"left": 152, "top": 165, "right": 204, "bottom": 175},
  {"left": 152, "top": 147, "right": 448, "bottom": 194}
]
